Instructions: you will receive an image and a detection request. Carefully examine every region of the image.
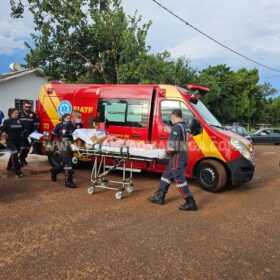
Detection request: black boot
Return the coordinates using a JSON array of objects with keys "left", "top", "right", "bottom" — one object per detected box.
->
[
  {"left": 148, "top": 190, "right": 166, "bottom": 205},
  {"left": 179, "top": 196, "right": 198, "bottom": 211},
  {"left": 16, "top": 170, "right": 23, "bottom": 177},
  {"left": 65, "top": 171, "right": 77, "bottom": 188},
  {"left": 50, "top": 168, "right": 57, "bottom": 182},
  {"left": 50, "top": 164, "right": 63, "bottom": 182}
]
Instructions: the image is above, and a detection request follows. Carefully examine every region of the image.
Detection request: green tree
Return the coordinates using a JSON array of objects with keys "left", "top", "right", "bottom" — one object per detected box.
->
[
  {"left": 196, "top": 65, "right": 279, "bottom": 127},
  {"left": 10, "top": 0, "right": 152, "bottom": 83}
]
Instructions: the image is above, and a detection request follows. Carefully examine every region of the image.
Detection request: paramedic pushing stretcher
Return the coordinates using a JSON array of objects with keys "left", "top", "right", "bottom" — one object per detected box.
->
[
  {"left": 49, "top": 110, "right": 83, "bottom": 188},
  {"left": 148, "top": 109, "right": 197, "bottom": 211}
]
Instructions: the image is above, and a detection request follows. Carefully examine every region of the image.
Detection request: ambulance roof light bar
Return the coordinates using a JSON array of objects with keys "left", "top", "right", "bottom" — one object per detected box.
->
[{"left": 186, "top": 84, "right": 209, "bottom": 100}]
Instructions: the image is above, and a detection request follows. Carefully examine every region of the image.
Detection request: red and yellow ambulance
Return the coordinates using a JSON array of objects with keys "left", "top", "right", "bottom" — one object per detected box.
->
[{"left": 36, "top": 82, "right": 255, "bottom": 192}]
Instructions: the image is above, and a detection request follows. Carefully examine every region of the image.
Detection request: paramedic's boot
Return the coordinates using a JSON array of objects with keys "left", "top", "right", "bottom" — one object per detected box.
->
[
  {"left": 16, "top": 170, "right": 23, "bottom": 177},
  {"left": 50, "top": 165, "right": 63, "bottom": 182},
  {"left": 7, "top": 159, "right": 14, "bottom": 171},
  {"left": 50, "top": 168, "right": 58, "bottom": 182},
  {"left": 65, "top": 171, "right": 77, "bottom": 188},
  {"left": 21, "top": 159, "right": 28, "bottom": 165},
  {"left": 179, "top": 196, "right": 198, "bottom": 211},
  {"left": 148, "top": 190, "right": 166, "bottom": 205}
]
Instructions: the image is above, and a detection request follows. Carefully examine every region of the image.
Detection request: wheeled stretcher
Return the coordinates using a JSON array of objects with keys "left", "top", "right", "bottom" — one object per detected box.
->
[{"left": 72, "top": 143, "right": 164, "bottom": 199}]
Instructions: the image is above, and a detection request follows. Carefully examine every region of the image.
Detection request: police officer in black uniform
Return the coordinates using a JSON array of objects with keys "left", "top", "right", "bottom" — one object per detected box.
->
[
  {"left": 148, "top": 109, "right": 197, "bottom": 211},
  {"left": 49, "top": 110, "right": 82, "bottom": 188},
  {"left": 0, "top": 108, "right": 23, "bottom": 177},
  {"left": 18, "top": 101, "right": 39, "bottom": 165}
]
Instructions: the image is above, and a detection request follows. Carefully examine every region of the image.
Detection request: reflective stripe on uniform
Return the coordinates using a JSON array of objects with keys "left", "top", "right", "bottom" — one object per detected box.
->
[
  {"left": 19, "top": 118, "right": 34, "bottom": 122},
  {"left": 176, "top": 182, "right": 188, "bottom": 188},
  {"left": 10, "top": 125, "right": 22, "bottom": 128},
  {"left": 64, "top": 166, "right": 73, "bottom": 170},
  {"left": 161, "top": 177, "right": 171, "bottom": 184},
  {"left": 11, "top": 151, "right": 18, "bottom": 154}
]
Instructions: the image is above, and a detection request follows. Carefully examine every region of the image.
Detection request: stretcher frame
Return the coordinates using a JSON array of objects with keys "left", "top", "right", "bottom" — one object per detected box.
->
[{"left": 73, "top": 145, "right": 155, "bottom": 199}]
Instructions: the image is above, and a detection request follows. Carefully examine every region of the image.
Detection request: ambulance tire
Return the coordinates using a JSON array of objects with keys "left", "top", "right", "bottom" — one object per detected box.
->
[{"left": 196, "top": 160, "right": 227, "bottom": 192}]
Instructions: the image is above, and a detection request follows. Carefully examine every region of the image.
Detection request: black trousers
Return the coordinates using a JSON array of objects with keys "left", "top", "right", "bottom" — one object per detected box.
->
[
  {"left": 52, "top": 151, "right": 73, "bottom": 178},
  {"left": 7, "top": 141, "right": 21, "bottom": 171},
  {"left": 20, "top": 136, "right": 31, "bottom": 161}
]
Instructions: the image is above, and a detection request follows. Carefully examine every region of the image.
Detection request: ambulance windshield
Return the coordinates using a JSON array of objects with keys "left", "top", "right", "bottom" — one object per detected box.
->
[
  {"left": 192, "top": 100, "right": 222, "bottom": 128},
  {"left": 178, "top": 87, "right": 223, "bottom": 128}
]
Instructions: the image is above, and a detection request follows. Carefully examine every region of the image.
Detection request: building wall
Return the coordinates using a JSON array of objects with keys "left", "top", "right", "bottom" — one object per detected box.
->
[{"left": 0, "top": 73, "right": 48, "bottom": 118}]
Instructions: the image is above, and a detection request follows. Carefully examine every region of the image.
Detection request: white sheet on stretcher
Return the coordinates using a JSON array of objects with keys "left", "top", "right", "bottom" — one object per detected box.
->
[
  {"left": 72, "top": 128, "right": 97, "bottom": 144},
  {"left": 71, "top": 129, "right": 166, "bottom": 159},
  {"left": 94, "top": 145, "right": 166, "bottom": 159}
]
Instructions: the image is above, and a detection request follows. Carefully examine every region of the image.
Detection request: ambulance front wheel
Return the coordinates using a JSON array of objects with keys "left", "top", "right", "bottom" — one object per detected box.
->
[{"left": 196, "top": 160, "right": 227, "bottom": 192}]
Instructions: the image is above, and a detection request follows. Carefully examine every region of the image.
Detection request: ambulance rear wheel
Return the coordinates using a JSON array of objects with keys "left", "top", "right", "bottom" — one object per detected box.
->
[{"left": 196, "top": 160, "right": 227, "bottom": 192}]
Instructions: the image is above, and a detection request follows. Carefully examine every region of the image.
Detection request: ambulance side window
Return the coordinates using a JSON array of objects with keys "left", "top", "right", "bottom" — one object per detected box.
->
[
  {"left": 161, "top": 100, "right": 193, "bottom": 125},
  {"left": 98, "top": 98, "right": 149, "bottom": 127}
]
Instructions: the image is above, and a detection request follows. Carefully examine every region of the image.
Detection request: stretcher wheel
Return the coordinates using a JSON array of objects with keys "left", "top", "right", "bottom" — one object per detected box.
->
[
  {"left": 88, "top": 186, "right": 95, "bottom": 195},
  {"left": 115, "top": 191, "right": 123, "bottom": 200},
  {"left": 126, "top": 186, "right": 134, "bottom": 194}
]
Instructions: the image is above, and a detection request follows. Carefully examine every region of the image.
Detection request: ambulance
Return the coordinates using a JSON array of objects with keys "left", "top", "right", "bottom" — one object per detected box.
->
[{"left": 35, "top": 82, "right": 255, "bottom": 192}]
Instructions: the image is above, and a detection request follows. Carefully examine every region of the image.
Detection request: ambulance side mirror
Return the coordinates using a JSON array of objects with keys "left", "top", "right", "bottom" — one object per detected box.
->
[{"left": 188, "top": 118, "right": 202, "bottom": 136}]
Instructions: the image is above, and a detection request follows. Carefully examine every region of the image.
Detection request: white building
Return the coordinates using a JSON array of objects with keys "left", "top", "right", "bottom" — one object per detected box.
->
[{"left": 0, "top": 68, "right": 48, "bottom": 118}]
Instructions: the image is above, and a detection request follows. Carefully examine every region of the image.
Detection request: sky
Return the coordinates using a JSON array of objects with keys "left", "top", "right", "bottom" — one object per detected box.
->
[{"left": 0, "top": 0, "right": 280, "bottom": 96}]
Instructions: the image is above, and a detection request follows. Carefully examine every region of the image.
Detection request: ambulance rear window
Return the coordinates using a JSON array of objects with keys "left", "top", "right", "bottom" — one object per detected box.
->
[{"left": 97, "top": 99, "right": 149, "bottom": 127}]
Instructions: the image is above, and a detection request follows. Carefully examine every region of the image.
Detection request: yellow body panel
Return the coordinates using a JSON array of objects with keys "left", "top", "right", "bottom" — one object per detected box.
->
[
  {"left": 193, "top": 129, "right": 225, "bottom": 162},
  {"left": 39, "top": 84, "right": 61, "bottom": 126}
]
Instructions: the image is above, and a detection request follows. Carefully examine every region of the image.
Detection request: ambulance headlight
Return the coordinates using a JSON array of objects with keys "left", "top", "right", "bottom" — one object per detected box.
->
[{"left": 230, "top": 137, "right": 251, "bottom": 161}]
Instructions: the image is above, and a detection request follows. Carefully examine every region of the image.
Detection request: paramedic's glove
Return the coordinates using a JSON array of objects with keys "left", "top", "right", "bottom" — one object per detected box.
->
[
  {"left": 70, "top": 143, "right": 78, "bottom": 152},
  {"left": 46, "top": 143, "right": 52, "bottom": 151},
  {"left": 158, "top": 149, "right": 167, "bottom": 159}
]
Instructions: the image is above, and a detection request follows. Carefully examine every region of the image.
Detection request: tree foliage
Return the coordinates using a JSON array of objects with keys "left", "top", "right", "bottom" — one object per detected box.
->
[
  {"left": 10, "top": 0, "right": 152, "bottom": 83},
  {"left": 197, "top": 65, "right": 279, "bottom": 127}
]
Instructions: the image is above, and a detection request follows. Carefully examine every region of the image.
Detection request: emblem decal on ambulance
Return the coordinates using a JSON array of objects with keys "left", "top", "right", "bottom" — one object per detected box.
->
[{"left": 57, "top": 100, "right": 72, "bottom": 116}]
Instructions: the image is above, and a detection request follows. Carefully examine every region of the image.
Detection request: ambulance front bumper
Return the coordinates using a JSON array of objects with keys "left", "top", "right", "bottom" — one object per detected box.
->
[{"left": 227, "top": 155, "right": 255, "bottom": 185}]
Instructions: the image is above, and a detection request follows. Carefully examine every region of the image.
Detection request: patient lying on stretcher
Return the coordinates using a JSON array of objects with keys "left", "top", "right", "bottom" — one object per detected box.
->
[
  {"left": 72, "top": 128, "right": 166, "bottom": 158},
  {"left": 73, "top": 128, "right": 156, "bottom": 149}
]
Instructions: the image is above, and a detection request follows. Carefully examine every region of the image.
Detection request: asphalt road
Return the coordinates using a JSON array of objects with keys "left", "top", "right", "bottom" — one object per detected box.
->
[{"left": 0, "top": 145, "right": 279, "bottom": 280}]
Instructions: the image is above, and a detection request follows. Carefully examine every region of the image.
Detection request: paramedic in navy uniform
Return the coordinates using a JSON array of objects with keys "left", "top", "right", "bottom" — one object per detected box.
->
[
  {"left": 18, "top": 100, "right": 39, "bottom": 165},
  {"left": 148, "top": 108, "right": 197, "bottom": 211},
  {"left": 49, "top": 110, "right": 83, "bottom": 188}
]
